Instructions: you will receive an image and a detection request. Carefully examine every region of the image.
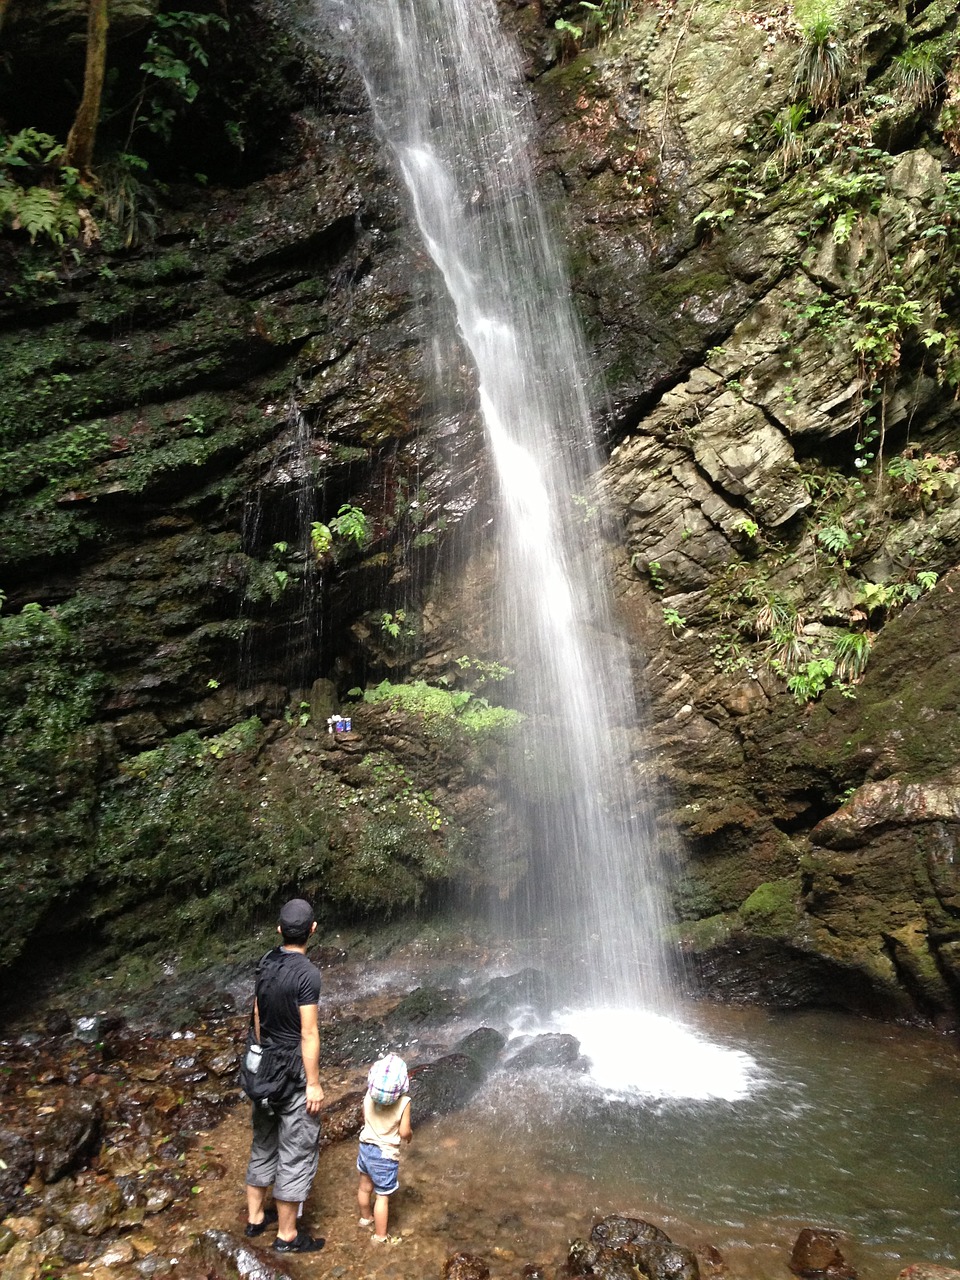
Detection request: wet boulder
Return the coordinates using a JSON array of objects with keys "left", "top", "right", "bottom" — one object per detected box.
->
[
  {"left": 409, "top": 1053, "right": 485, "bottom": 1120},
  {"left": 385, "top": 986, "right": 465, "bottom": 1027},
  {"left": 0, "top": 1129, "right": 35, "bottom": 1213},
  {"left": 444, "top": 1252, "right": 491, "bottom": 1280},
  {"left": 318, "top": 1090, "right": 365, "bottom": 1147},
  {"left": 197, "top": 990, "right": 237, "bottom": 1022},
  {"left": 505, "top": 1033, "right": 589, "bottom": 1072},
  {"left": 319, "top": 1015, "right": 387, "bottom": 1067},
  {"left": 33, "top": 1090, "right": 103, "bottom": 1183},
  {"left": 590, "top": 1218, "right": 672, "bottom": 1249},
  {"left": 569, "top": 1217, "right": 700, "bottom": 1280},
  {"left": 464, "top": 969, "right": 548, "bottom": 1019},
  {"left": 790, "top": 1229, "right": 857, "bottom": 1279},
  {"left": 451, "top": 1026, "right": 506, "bottom": 1069},
  {"left": 697, "top": 1244, "right": 727, "bottom": 1277}
]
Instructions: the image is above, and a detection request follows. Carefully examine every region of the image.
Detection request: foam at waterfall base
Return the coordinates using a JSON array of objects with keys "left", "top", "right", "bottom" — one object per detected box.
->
[{"left": 550, "top": 1008, "right": 762, "bottom": 1102}]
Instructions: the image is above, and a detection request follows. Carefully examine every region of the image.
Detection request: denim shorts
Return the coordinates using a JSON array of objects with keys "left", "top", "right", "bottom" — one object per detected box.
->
[{"left": 357, "top": 1141, "right": 400, "bottom": 1195}]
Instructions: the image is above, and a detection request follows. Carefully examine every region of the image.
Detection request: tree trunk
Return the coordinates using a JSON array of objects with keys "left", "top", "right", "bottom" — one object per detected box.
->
[{"left": 63, "top": 0, "right": 110, "bottom": 174}]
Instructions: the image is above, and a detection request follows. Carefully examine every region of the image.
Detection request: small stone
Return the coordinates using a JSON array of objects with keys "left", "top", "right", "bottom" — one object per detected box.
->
[
  {"left": 143, "top": 1185, "right": 176, "bottom": 1215},
  {"left": 443, "top": 1252, "right": 490, "bottom": 1280},
  {"left": 0, "top": 1239, "right": 39, "bottom": 1280},
  {"left": 125, "top": 1234, "right": 160, "bottom": 1258},
  {"left": 206, "top": 1051, "right": 239, "bottom": 1076},
  {"left": 0, "top": 1222, "right": 41, "bottom": 1244},
  {"left": 95, "top": 1240, "right": 136, "bottom": 1267}
]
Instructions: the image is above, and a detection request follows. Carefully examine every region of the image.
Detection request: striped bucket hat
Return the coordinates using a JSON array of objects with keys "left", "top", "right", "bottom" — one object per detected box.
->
[{"left": 367, "top": 1053, "right": 410, "bottom": 1106}]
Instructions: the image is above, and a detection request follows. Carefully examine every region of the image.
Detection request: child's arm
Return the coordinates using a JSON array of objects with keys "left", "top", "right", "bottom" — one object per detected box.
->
[{"left": 399, "top": 1101, "right": 413, "bottom": 1144}]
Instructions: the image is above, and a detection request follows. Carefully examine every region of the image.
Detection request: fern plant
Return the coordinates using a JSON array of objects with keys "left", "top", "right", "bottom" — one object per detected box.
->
[{"left": 0, "top": 128, "right": 90, "bottom": 247}]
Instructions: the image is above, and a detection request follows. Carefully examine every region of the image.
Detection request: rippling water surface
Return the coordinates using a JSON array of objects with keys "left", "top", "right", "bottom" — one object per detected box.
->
[{"left": 424, "top": 1002, "right": 960, "bottom": 1274}]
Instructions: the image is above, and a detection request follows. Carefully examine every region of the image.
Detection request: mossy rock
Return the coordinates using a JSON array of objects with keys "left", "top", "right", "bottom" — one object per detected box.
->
[{"left": 737, "top": 877, "right": 801, "bottom": 937}]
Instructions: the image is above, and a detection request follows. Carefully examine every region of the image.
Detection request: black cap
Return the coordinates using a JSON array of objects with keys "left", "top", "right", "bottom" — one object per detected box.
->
[{"left": 278, "top": 898, "right": 314, "bottom": 933}]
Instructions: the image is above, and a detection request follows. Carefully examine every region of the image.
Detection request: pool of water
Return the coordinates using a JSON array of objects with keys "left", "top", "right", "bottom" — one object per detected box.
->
[{"left": 423, "top": 1000, "right": 960, "bottom": 1273}]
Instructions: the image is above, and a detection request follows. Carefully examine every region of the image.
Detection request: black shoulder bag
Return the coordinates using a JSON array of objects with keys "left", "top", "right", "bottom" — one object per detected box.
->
[{"left": 239, "top": 951, "right": 302, "bottom": 1108}]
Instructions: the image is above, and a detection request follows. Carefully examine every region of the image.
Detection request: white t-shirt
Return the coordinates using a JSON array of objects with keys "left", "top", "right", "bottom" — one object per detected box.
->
[{"left": 359, "top": 1093, "right": 411, "bottom": 1160}]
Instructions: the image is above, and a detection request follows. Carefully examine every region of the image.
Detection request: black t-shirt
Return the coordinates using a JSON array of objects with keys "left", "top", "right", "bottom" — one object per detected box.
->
[{"left": 255, "top": 947, "right": 321, "bottom": 1048}]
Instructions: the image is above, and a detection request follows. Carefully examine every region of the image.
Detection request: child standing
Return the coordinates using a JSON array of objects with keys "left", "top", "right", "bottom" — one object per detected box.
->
[{"left": 357, "top": 1053, "right": 412, "bottom": 1245}]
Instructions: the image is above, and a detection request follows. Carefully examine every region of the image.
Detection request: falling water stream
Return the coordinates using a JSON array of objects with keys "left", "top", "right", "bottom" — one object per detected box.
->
[
  {"left": 314, "top": 0, "right": 960, "bottom": 1265},
  {"left": 341, "top": 0, "right": 675, "bottom": 1018}
]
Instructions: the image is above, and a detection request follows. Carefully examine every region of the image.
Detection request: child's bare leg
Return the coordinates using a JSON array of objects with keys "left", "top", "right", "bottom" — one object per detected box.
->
[
  {"left": 358, "top": 1173, "right": 374, "bottom": 1224},
  {"left": 373, "top": 1193, "right": 389, "bottom": 1238}
]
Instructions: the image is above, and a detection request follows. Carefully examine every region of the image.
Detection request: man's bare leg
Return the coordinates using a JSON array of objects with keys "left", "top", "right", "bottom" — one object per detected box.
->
[{"left": 245, "top": 1185, "right": 267, "bottom": 1226}]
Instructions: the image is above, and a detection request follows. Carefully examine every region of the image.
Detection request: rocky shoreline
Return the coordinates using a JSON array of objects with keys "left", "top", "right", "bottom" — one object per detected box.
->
[{"left": 0, "top": 945, "right": 957, "bottom": 1280}]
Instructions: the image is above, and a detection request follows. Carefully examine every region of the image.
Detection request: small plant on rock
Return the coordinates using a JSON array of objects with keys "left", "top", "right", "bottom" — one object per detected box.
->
[
  {"left": 329, "top": 503, "right": 371, "bottom": 549},
  {"left": 767, "top": 102, "right": 810, "bottom": 174},
  {"left": 310, "top": 522, "right": 332, "bottom": 560},
  {"left": 793, "top": 2, "right": 849, "bottom": 109},
  {"left": 891, "top": 45, "right": 944, "bottom": 109},
  {"left": 785, "top": 656, "right": 836, "bottom": 703},
  {"left": 662, "top": 606, "right": 687, "bottom": 636},
  {"left": 0, "top": 128, "right": 92, "bottom": 247},
  {"left": 831, "top": 628, "right": 872, "bottom": 681},
  {"left": 886, "top": 449, "right": 958, "bottom": 506}
]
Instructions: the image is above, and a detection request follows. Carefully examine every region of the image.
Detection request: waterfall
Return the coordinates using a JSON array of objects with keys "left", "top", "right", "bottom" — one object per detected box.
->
[{"left": 337, "top": 0, "right": 675, "bottom": 1011}]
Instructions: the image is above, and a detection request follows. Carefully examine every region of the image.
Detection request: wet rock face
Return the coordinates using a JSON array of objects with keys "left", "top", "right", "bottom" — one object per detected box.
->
[
  {"left": 0, "top": 1130, "right": 35, "bottom": 1214},
  {"left": 503, "top": 0, "right": 960, "bottom": 1025},
  {"left": 505, "top": 1033, "right": 588, "bottom": 1072},
  {"left": 0, "top": 8, "right": 492, "bottom": 975},
  {"left": 2, "top": 0, "right": 960, "bottom": 1035}
]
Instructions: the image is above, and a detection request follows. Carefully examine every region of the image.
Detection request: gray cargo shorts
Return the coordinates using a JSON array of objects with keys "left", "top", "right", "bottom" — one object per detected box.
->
[{"left": 245, "top": 1090, "right": 321, "bottom": 1203}]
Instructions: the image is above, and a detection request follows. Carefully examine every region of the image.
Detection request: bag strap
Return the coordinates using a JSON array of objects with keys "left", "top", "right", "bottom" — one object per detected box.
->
[{"left": 251, "top": 948, "right": 300, "bottom": 1047}]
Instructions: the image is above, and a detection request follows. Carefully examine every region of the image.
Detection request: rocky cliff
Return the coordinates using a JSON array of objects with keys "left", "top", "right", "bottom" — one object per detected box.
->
[{"left": 1, "top": 0, "right": 959, "bottom": 1025}]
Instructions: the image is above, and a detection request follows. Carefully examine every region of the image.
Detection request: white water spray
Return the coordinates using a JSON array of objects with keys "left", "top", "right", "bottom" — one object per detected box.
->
[{"left": 338, "top": 0, "right": 675, "bottom": 1014}]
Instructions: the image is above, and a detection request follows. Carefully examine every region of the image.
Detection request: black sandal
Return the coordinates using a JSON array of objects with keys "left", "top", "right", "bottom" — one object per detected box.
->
[
  {"left": 272, "top": 1231, "right": 326, "bottom": 1253},
  {"left": 244, "top": 1207, "right": 278, "bottom": 1237}
]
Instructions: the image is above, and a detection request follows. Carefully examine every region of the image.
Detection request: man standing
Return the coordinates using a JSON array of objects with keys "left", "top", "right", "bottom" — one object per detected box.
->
[{"left": 244, "top": 898, "right": 326, "bottom": 1253}]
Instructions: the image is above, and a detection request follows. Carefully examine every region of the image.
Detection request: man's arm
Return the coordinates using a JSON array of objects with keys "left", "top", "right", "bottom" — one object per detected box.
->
[{"left": 299, "top": 1002, "right": 323, "bottom": 1114}]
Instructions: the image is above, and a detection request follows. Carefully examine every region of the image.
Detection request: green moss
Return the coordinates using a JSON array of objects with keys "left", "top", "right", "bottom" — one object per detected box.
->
[
  {"left": 738, "top": 876, "right": 801, "bottom": 936},
  {"left": 675, "top": 911, "right": 736, "bottom": 949},
  {"left": 364, "top": 679, "right": 522, "bottom": 741},
  {"left": 73, "top": 723, "right": 473, "bottom": 960},
  {"left": 0, "top": 602, "right": 105, "bottom": 969}
]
